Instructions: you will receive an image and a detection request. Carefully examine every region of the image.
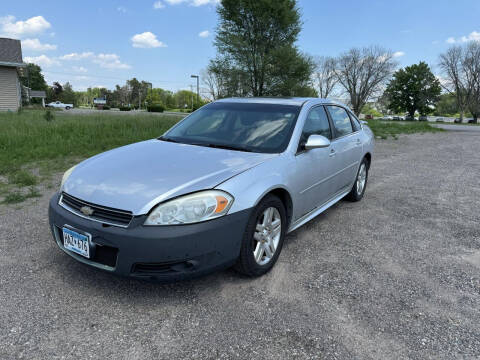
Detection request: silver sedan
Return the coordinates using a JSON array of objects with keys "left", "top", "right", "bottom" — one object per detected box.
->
[{"left": 48, "top": 97, "right": 374, "bottom": 281}]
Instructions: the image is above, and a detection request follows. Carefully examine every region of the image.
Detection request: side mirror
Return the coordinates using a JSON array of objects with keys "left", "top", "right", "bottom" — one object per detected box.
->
[{"left": 304, "top": 134, "right": 331, "bottom": 150}]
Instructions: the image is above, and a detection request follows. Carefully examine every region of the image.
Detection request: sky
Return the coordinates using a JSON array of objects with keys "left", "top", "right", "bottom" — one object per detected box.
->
[{"left": 1, "top": 0, "right": 479, "bottom": 92}]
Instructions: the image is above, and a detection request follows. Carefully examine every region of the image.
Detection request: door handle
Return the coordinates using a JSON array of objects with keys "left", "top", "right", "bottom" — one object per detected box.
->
[{"left": 329, "top": 148, "right": 336, "bottom": 157}]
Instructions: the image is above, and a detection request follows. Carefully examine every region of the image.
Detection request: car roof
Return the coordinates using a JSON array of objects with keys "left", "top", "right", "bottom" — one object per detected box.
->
[{"left": 215, "top": 97, "right": 346, "bottom": 107}]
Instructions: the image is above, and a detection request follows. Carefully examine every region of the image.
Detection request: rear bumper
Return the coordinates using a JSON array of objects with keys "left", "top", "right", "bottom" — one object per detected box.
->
[{"left": 48, "top": 192, "right": 251, "bottom": 282}]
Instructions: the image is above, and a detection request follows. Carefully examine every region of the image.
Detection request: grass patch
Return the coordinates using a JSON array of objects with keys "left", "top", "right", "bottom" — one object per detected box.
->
[
  {"left": 2, "top": 187, "right": 41, "bottom": 204},
  {"left": 8, "top": 170, "right": 38, "bottom": 187},
  {"left": 366, "top": 119, "right": 444, "bottom": 139},
  {"left": 0, "top": 110, "right": 182, "bottom": 203}
]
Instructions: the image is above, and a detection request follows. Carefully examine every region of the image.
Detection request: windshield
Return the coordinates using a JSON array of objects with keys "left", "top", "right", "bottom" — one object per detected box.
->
[{"left": 162, "top": 102, "right": 301, "bottom": 153}]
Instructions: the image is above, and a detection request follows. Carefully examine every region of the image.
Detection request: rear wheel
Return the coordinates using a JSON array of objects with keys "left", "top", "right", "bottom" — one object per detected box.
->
[
  {"left": 65, "top": 106, "right": 71, "bottom": 110},
  {"left": 346, "top": 157, "right": 369, "bottom": 202},
  {"left": 234, "top": 194, "right": 287, "bottom": 277}
]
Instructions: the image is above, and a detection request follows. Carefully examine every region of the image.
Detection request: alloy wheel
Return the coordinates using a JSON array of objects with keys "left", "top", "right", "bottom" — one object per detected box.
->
[{"left": 253, "top": 207, "right": 282, "bottom": 265}]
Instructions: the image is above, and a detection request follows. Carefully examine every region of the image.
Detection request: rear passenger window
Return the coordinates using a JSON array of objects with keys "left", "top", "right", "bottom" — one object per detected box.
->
[
  {"left": 328, "top": 106, "right": 353, "bottom": 137},
  {"left": 299, "top": 106, "right": 331, "bottom": 145},
  {"left": 349, "top": 112, "right": 361, "bottom": 132}
]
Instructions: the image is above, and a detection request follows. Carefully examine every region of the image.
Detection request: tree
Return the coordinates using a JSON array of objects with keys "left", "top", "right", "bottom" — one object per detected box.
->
[
  {"left": 60, "top": 82, "right": 76, "bottom": 105},
  {"left": 439, "top": 42, "right": 480, "bottom": 123},
  {"left": 334, "top": 46, "right": 397, "bottom": 115},
  {"left": 434, "top": 93, "right": 460, "bottom": 116},
  {"left": 384, "top": 62, "right": 441, "bottom": 118},
  {"left": 19, "top": 63, "right": 48, "bottom": 91},
  {"left": 314, "top": 56, "right": 337, "bottom": 98},
  {"left": 213, "top": 0, "right": 314, "bottom": 97}
]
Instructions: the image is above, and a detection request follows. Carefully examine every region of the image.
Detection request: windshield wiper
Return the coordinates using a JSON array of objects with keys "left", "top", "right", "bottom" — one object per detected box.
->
[
  {"left": 203, "top": 143, "right": 253, "bottom": 152},
  {"left": 158, "top": 136, "right": 181, "bottom": 143}
]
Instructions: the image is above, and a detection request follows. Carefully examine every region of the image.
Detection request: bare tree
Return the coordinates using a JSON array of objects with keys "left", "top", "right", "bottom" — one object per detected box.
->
[
  {"left": 334, "top": 46, "right": 397, "bottom": 115},
  {"left": 314, "top": 56, "right": 338, "bottom": 98},
  {"left": 439, "top": 46, "right": 469, "bottom": 121},
  {"left": 201, "top": 68, "right": 222, "bottom": 101},
  {"left": 439, "top": 42, "right": 480, "bottom": 122},
  {"left": 463, "top": 42, "right": 480, "bottom": 122}
]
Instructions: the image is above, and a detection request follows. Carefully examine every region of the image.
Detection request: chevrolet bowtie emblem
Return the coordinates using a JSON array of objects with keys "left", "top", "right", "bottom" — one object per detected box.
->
[{"left": 80, "top": 206, "right": 94, "bottom": 216}]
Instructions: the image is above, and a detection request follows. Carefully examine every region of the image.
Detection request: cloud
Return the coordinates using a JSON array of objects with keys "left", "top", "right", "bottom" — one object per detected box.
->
[
  {"left": 117, "top": 6, "right": 127, "bottom": 13},
  {"left": 198, "top": 30, "right": 210, "bottom": 38},
  {"left": 60, "top": 52, "right": 94, "bottom": 60},
  {"left": 393, "top": 51, "right": 405, "bottom": 58},
  {"left": 164, "top": 0, "right": 219, "bottom": 6},
  {"left": 24, "top": 54, "right": 59, "bottom": 68},
  {"left": 131, "top": 32, "right": 166, "bottom": 48},
  {"left": 72, "top": 66, "right": 88, "bottom": 73},
  {"left": 153, "top": 1, "right": 165, "bottom": 9},
  {"left": 93, "top": 53, "right": 131, "bottom": 69},
  {"left": 60, "top": 51, "right": 130, "bottom": 69},
  {"left": 446, "top": 31, "right": 480, "bottom": 44},
  {"left": 0, "top": 15, "right": 51, "bottom": 38},
  {"left": 22, "top": 38, "right": 57, "bottom": 51}
]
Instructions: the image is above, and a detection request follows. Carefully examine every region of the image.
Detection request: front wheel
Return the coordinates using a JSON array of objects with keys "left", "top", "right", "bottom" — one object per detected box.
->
[
  {"left": 346, "top": 158, "right": 369, "bottom": 202},
  {"left": 65, "top": 106, "right": 71, "bottom": 110},
  {"left": 234, "top": 194, "right": 287, "bottom": 277}
]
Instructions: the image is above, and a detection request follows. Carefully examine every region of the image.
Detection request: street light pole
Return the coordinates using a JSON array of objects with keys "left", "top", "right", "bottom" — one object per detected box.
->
[{"left": 190, "top": 74, "right": 199, "bottom": 106}]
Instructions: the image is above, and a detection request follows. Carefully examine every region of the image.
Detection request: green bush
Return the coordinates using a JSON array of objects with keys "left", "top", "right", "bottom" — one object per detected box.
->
[
  {"left": 44, "top": 110, "right": 55, "bottom": 121},
  {"left": 102, "top": 105, "right": 110, "bottom": 110},
  {"left": 147, "top": 104, "right": 165, "bottom": 113},
  {"left": 119, "top": 106, "right": 131, "bottom": 111}
]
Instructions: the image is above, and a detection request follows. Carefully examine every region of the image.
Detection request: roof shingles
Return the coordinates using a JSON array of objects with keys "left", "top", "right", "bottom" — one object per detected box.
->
[{"left": 0, "top": 38, "right": 23, "bottom": 65}]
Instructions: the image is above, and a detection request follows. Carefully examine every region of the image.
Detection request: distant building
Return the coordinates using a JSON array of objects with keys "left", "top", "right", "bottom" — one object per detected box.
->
[{"left": 0, "top": 38, "right": 25, "bottom": 111}]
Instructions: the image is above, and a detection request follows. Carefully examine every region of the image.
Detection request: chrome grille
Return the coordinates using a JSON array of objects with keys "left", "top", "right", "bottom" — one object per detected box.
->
[{"left": 60, "top": 192, "right": 133, "bottom": 227}]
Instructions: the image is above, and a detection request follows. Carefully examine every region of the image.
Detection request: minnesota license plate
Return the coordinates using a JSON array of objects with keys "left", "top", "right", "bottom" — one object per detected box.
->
[{"left": 62, "top": 226, "right": 91, "bottom": 258}]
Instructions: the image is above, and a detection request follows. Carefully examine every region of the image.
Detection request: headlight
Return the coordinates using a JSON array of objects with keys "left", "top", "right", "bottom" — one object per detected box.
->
[
  {"left": 60, "top": 165, "right": 76, "bottom": 188},
  {"left": 144, "top": 190, "right": 234, "bottom": 225}
]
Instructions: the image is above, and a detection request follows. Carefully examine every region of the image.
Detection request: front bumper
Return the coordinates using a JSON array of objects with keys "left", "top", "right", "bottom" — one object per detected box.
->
[{"left": 48, "top": 192, "right": 251, "bottom": 281}]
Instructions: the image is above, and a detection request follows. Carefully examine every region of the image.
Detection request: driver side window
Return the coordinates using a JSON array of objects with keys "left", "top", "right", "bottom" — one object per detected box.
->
[{"left": 299, "top": 106, "right": 331, "bottom": 147}]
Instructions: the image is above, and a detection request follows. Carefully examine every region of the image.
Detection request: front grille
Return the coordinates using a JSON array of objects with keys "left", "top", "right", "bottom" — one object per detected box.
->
[{"left": 60, "top": 192, "right": 133, "bottom": 227}]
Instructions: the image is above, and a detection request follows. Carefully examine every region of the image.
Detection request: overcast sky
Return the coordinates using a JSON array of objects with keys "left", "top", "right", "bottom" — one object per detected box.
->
[{"left": 1, "top": 0, "right": 479, "bottom": 92}]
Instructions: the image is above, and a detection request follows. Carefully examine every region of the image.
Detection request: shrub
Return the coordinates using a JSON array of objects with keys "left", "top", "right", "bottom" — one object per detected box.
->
[
  {"left": 119, "top": 106, "right": 131, "bottom": 111},
  {"left": 147, "top": 104, "right": 165, "bottom": 113},
  {"left": 44, "top": 109, "right": 55, "bottom": 121},
  {"left": 102, "top": 105, "right": 110, "bottom": 110}
]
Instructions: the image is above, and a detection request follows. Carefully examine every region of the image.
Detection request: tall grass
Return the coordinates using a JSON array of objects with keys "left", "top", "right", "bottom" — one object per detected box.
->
[
  {"left": 366, "top": 119, "right": 443, "bottom": 139},
  {"left": 0, "top": 110, "right": 181, "bottom": 175}
]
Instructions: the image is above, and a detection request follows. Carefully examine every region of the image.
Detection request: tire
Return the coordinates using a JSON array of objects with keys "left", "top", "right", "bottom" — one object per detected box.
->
[
  {"left": 346, "top": 157, "right": 369, "bottom": 202},
  {"left": 65, "top": 106, "right": 71, "bottom": 110},
  {"left": 234, "top": 194, "right": 287, "bottom": 277}
]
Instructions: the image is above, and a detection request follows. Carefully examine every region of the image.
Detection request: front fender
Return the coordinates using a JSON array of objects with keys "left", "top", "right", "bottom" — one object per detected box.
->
[{"left": 216, "top": 154, "right": 296, "bottom": 215}]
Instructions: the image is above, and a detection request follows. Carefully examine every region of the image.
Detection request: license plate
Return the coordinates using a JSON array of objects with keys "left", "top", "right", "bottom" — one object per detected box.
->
[{"left": 62, "top": 227, "right": 91, "bottom": 258}]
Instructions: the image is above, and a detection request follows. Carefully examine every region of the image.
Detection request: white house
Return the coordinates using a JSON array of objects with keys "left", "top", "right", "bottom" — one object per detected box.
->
[{"left": 0, "top": 38, "right": 25, "bottom": 111}]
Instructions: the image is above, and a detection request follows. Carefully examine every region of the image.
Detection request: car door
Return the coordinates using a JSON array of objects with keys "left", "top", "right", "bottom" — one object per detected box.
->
[
  {"left": 326, "top": 105, "right": 361, "bottom": 194},
  {"left": 294, "top": 106, "right": 336, "bottom": 219}
]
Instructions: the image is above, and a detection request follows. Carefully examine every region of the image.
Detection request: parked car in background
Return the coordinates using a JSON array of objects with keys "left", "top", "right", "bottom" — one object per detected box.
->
[
  {"left": 436, "top": 117, "right": 444, "bottom": 122},
  {"left": 365, "top": 114, "right": 374, "bottom": 120},
  {"left": 49, "top": 97, "right": 374, "bottom": 281},
  {"left": 383, "top": 115, "right": 393, "bottom": 120},
  {"left": 419, "top": 116, "right": 428, "bottom": 121},
  {"left": 466, "top": 118, "right": 476, "bottom": 124},
  {"left": 405, "top": 115, "right": 414, "bottom": 121},
  {"left": 454, "top": 118, "right": 462, "bottom": 123},
  {"left": 46, "top": 101, "right": 73, "bottom": 110}
]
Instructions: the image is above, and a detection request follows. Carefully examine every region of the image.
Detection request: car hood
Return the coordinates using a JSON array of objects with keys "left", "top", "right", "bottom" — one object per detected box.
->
[{"left": 63, "top": 139, "right": 276, "bottom": 215}]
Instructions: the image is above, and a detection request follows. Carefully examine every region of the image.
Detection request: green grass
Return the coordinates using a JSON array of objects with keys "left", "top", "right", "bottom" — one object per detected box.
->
[
  {"left": 2, "top": 187, "right": 41, "bottom": 204},
  {"left": 366, "top": 119, "right": 444, "bottom": 139},
  {"left": 0, "top": 110, "right": 182, "bottom": 203}
]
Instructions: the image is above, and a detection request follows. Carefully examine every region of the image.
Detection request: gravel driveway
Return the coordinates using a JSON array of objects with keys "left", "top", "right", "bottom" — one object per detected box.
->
[{"left": 1, "top": 131, "right": 479, "bottom": 359}]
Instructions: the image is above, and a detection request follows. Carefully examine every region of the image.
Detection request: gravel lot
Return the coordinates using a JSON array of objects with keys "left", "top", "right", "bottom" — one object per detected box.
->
[{"left": 1, "top": 131, "right": 479, "bottom": 359}]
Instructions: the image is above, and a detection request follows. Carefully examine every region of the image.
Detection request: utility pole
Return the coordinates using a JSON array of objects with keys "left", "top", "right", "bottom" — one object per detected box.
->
[
  {"left": 189, "top": 85, "right": 194, "bottom": 110},
  {"left": 190, "top": 74, "right": 199, "bottom": 106}
]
